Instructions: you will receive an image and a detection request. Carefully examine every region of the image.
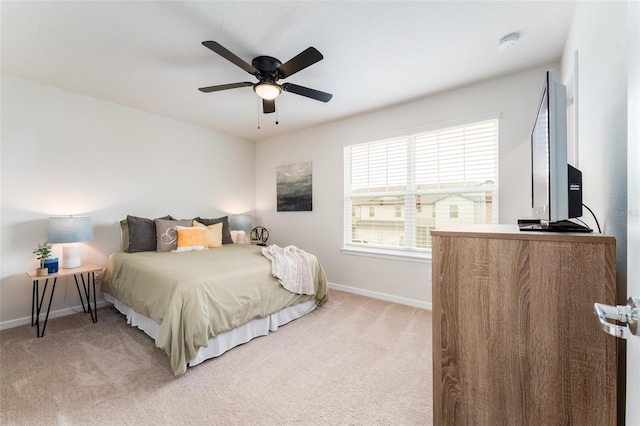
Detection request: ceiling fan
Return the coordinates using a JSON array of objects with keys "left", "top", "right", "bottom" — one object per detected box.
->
[{"left": 198, "top": 41, "right": 332, "bottom": 114}]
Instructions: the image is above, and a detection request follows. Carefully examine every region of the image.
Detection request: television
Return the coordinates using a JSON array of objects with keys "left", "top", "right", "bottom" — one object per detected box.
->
[{"left": 520, "top": 70, "right": 591, "bottom": 232}]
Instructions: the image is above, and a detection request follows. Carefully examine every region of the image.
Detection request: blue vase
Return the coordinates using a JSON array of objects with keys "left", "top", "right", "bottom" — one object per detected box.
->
[{"left": 44, "top": 257, "right": 59, "bottom": 273}]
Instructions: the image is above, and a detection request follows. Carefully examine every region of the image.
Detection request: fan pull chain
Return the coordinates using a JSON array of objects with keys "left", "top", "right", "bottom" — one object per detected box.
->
[
  {"left": 257, "top": 99, "right": 261, "bottom": 130},
  {"left": 275, "top": 106, "right": 279, "bottom": 125}
]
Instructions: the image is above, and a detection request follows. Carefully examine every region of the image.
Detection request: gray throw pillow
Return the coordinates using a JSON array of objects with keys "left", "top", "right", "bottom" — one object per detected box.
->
[
  {"left": 196, "top": 216, "right": 233, "bottom": 244},
  {"left": 126, "top": 215, "right": 173, "bottom": 253},
  {"left": 155, "top": 218, "right": 193, "bottom": 252}
]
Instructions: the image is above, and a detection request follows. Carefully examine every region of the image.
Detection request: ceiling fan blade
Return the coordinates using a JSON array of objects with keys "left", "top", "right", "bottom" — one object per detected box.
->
[
  {"left": 202, "top": 41, "right": 258, "bottom": 75},
  {"left": 281, "top": 83, "right": 332, "bottom": 102},
  {"left": 277, "top": 47, "right": 324, "bottom": 79},
  {"left": 263, "top": 99, "right": 276, "bottom": 114},
  {"left": 198, "top": 82, "right": 253, "bottom": 93}
]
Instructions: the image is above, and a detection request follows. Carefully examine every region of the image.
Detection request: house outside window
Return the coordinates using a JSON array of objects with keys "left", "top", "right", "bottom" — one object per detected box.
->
[{"left": 343, "top": 114, "right": 499, "bottom": 258}]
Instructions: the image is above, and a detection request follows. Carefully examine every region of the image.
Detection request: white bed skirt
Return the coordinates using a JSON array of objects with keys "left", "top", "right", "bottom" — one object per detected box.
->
[{"left": 103, "top": 293, "right": 316, "bottom": 368}]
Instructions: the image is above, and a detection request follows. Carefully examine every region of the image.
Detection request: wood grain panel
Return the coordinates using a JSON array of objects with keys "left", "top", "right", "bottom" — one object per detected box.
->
[
  {"left": 432, "top": 228, "right": 617, "bottom": 425},
  {"left": 488, "top": 238, "right": 530, "bottom": 425},
  {"left": 528, "top": 241, "right": 571, "bottom": 423}
]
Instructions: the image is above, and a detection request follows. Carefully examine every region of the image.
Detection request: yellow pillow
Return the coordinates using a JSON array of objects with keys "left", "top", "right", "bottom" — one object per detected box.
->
[
  {"left": 192, "top": 220, "right": 223, "bottom": 248},
  {"left": 173, "top": 226, "right": 205, "bottom": 252}
]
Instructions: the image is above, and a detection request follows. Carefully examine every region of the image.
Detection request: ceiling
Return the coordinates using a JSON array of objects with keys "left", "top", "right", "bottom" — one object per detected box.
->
[{"left": 1, "top": 1, "right": 576, "bottom": 142}]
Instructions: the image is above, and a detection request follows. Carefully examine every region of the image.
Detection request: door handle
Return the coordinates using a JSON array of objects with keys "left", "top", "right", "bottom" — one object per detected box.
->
[{"left": 594, "top": 297, "right": 639, "bottom": 339}]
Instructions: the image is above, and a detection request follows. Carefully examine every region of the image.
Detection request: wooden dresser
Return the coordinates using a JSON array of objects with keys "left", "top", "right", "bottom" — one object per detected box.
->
[{"left": 431, "top": 225, "right": 617, "bottom": 425}]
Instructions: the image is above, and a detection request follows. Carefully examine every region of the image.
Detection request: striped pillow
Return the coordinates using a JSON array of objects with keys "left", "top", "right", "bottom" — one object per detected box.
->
[{"left": 173, "top": 226, "right": 205, "bottom": 252}]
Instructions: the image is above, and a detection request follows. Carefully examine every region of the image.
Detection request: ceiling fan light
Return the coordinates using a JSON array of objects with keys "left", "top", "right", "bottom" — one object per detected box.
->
[{"left": 254, "top": 83, "right": 281, "bottom": 100}]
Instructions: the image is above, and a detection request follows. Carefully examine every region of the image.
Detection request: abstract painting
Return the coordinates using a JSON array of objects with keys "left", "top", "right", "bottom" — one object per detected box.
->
[{"left": 276, "top": 161, "right": 312, "bottom": 212}]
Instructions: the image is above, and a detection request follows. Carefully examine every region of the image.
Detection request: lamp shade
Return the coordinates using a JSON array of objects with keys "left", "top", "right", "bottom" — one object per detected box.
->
[
  {"left": 48, "top": 216, "right": 94, "bottom": 243},
  {"left": 48, "top": 216, "right": 93, "bottom": 269},
  {"left": 230, "top": 214, "right": 252, "bottom": 231}
]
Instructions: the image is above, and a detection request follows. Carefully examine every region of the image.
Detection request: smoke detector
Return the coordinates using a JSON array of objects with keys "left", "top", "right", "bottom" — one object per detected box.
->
[{"left": 498, "top": 33, "right": 519, "bottom": 50}]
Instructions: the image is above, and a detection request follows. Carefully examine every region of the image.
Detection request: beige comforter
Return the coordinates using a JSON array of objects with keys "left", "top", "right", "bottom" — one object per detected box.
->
[{"left": 100, "top": 244, "right": 328, "bottom": 375}]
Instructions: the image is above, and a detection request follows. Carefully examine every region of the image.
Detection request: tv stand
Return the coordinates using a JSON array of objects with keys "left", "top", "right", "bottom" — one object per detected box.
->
[
  {"left": 431, "top": 226, "right": 616, "bottom": 424},
  {"left": 518, "top": 218, "right": 592, "bottom": 233}
]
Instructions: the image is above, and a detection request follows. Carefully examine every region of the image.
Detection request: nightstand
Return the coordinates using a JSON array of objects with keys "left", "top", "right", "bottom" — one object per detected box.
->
[{"left": 26, "top": 263, "right": 102, "bottom": 337}]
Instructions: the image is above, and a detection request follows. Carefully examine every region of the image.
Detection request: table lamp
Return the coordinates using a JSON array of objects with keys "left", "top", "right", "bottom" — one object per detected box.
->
[
  {"left": 48, "top": 216, "right": 94, "bottom": 268},
  {"left": 230, "top": 214, "right": 252, "bottom": 244}
]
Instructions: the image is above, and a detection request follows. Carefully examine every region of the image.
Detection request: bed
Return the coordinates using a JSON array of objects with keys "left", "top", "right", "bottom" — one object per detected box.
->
[{"left": 100, "top": 243, "right": 328, "bottom": 375}]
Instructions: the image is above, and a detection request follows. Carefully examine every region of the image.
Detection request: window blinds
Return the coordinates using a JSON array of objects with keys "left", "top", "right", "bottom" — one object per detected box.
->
[{"left": 344, "top": 116, "right": 499, "bottom": 252}]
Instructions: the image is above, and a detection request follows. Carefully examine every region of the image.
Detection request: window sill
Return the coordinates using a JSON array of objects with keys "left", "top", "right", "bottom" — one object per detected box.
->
[{"left": 340, "top": 246, "right": 431, "bottom": 264}]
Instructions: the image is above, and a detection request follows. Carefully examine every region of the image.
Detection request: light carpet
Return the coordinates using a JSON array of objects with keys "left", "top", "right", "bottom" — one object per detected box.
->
[{"left": 0, "top": 290, "right": 433, "bottom": 425}]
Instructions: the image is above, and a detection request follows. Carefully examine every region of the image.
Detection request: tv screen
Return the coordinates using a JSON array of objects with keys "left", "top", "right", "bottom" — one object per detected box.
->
[
  {"left": 526, "top": 70, "right": 590, "bottom": 232},
  {"left": 531, "top": 70, "right": 568, "bottom": 222}
]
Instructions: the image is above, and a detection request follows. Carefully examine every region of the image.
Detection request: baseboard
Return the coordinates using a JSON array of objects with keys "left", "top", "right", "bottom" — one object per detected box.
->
[
  {"left": 328, "top": 282, "right": 432, "bottom": 310},
  {"left": 1, "top": 286, "right": 432, "bottom": 331},
  {"left": 0, "top": 300, "right": 111, "bottom": 331}
]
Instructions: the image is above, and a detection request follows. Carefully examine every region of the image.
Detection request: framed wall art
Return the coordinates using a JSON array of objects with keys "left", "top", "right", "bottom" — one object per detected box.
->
[{"left": 276, "top": 161, "right": 312, "bottom": 212}]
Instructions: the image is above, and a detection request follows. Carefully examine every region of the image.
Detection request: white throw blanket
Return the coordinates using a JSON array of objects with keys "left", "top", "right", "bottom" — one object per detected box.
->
[{"left": 261, "top": 244, "right": 315, "bottom": 295}]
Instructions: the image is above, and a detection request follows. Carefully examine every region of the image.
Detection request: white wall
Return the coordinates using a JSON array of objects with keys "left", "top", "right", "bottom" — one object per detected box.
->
[
  {"left": 255, "top": 65, "right": 556, "bottom": 307},
  {"left": 561, "top": 2, "right": 628, "bottom": 278},
  {"left": 561, "top": 3, "right": 629, "bottom": 423},
  {"left": 0, "top": 74, "right": 255, "bottom": 326}
]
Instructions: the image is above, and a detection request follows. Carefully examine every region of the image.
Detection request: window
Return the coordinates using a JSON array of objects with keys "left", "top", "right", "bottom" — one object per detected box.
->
[{"left": 343, "top": 115, "right": 499, "bottom": 257}]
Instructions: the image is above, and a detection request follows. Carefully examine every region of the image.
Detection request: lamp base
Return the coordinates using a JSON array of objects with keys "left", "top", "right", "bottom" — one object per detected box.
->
[
  {"left": 231, "top": 230, "right": 249, "bottom": 244},
  {"left": 62, "top": 244, "right": 82, "bottom": 268}
]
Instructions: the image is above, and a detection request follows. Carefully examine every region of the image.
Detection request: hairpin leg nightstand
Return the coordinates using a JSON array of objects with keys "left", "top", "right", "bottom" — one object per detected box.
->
[{"left": 26, "top": 264, "right": 102, "bottom": 337}]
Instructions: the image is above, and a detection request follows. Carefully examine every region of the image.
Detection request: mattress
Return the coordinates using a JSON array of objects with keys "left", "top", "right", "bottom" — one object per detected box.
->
[{"left": 100, "top": 244, "right": 328, "bottom": 374}]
